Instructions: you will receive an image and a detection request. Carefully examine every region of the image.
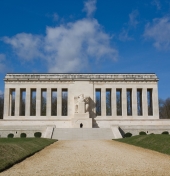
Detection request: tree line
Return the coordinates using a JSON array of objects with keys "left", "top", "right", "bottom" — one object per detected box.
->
[
  {"left": 0, "top": 94, "right": 170, "bottom": 119},
  {"left": 159, "top": 98, "right": 170, "bottom": 119},
  {"left": 0, "top": 94, "right": 3, "bottom": 119}
]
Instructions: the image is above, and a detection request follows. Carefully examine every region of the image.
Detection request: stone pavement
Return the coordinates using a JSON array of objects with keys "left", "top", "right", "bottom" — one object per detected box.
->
[{"left": 1, "top": 140, "right": 170, "bottom": 176}]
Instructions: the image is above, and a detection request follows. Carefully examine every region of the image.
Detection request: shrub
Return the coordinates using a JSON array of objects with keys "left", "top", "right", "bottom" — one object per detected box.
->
[
  {"left": 150, "top": 133, "right": 154, "bottom": 135},
  {"left": 162, "top": 131, "right": 169, "bottom": 135},
  {"left": 124, "top": 132, "right": 132, "bottom": 138},
  {"left": 20, "top": 133, "right": 27, "bottom": 138},
  {"left": 8, "top": 133, "right": 14, "bottom": 138},
  {"left": 34, "top": 132, "right": 42, "bottom": 138},
  {"left": 139, "top": 131, "right": 147, "bottom": 135}
]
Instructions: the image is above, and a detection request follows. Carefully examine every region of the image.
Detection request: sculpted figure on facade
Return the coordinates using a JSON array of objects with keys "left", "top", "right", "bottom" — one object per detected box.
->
[{"left": 74, "top": 94, "right": 89, "bottom": 114}]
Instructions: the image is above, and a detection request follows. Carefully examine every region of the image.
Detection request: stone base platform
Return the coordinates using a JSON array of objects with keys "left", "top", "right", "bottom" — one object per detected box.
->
[
  {"left": 0, "top": 125, "right": 54, "bottom": 138},
  {"left": 72, "top": 113, "right": 92, "bottom": 128},
  {"left": 52, "top": 128, "right": 114, "bottom": 140},
  {"left": 1, "top": 119, "right": 170, "bottom": 139}
]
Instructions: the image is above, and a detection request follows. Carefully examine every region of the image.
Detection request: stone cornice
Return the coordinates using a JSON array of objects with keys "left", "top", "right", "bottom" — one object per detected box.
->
[{"left": 4, "top": 73, "right": 158, "bottom": 82}]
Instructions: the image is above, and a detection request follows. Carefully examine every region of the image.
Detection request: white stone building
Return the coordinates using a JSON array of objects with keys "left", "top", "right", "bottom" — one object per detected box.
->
[{"left": 1, "top": 73, "right": 170, "bottom": 139}]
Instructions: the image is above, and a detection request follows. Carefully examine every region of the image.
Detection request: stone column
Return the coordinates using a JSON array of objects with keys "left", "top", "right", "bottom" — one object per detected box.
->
[
  {"left": 9, "top": 90, "right": 12, "bottom": 116},
  {"left": 67, "top": 88, "right": 70, "bottom": 116},
  {"left": 122, "top": 88, "right": 127, "bottom": 117},
  {"left": 26, "top": 88, "right": 30, "bottom": 116},
  {"left": 93, "top": 88, "right": 96, "bottom": 116},
  {"left": 152, "top": 86, "right": 159, "bottom": 118},
  {"left": 101, "top": 88, "right": 106, "bottom": 116},
  {"left": 132, "top": 88, "right": 137, "bottom": 116},
  {"left": 112, "top": 88, "right": 116, "bottom": 117},
  {"left": 142, "top": 88, "right": 148, "bottom": 117},
  {"left": 47, "top": 88, "right": 51, "bottom": 117},
  {"left": 57, "top": 88, "right": 61, "bottom": 116},
  {"left": 36, "top": 88, "right": 41, "bottom": 116},
  {"left": 15, "top": 88, "right": 20, "bottom": 116},
  {"left": 4, "top": 87, "right": 10, "bottom": 117}
]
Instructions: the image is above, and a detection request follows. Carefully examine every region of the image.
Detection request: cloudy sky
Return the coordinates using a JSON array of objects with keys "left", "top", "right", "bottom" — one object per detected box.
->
[{"left": 0, "top": 0, "right": 170, "bottom": 99}]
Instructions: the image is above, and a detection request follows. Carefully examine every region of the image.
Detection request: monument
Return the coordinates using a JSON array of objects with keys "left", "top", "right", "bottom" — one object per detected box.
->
[{"left": 1, "top": 73, "right": 170, "bottom": 139}]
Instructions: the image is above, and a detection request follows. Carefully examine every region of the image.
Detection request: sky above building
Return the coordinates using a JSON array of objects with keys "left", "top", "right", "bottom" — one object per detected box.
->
[{"left": 0, "top": 0, "right": 170, "bottom": 99}]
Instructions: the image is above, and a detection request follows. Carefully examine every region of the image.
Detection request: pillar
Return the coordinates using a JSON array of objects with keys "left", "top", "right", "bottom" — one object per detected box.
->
[
  {"left": 47, "top": 88, "right": 51, "bottom": 117},
  {"left": 152, "top": 86, "right": 159, "bottom": 118},
  {"left": 112, "top": 88, "right": 116, "bottom": 117},
  {"left": 57, "top": 88, "right": 61, "bottom": 116},
  {"left": 26, "top": 88, "right": 30, "bottom": 116},
  {"left": 132, "top": 88, "right": 137, "bottom": 116},
  {"left": 101, "top": 88, "right": 106, "bottom": 116},
  {"left": 122, "top": 88, "right": 127, "bottom": 116},
  {"left": 36, "top": 88, "right": 41, "bottom": 116},
  {"left": 142, "top": 88, "right": 148, "bottom": 117},
  {"left": 4, "top": 87, "right": 9, "bottom": 118},
  {"left": 15, "top": 88, "right": 20, "bottom": 116},
  {"left": 93, "top": 88, "right": 96, "bottom": 116}
]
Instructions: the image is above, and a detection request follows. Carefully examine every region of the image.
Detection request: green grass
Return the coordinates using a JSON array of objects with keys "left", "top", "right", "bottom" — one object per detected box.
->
[
  {"left": 0, "top": 138, "right": 57, "bottom": 172},
  {"left": 114, "top": 134, "right": 170, "bottom": 155}
]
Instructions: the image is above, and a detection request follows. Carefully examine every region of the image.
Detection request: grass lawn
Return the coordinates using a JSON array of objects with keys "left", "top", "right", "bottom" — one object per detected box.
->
[
  {"left": 115, "top": 134, "right": 170, "bottom": 155},
  {"left": 0, "top": 138, "right": 57, "bottom": 172}
]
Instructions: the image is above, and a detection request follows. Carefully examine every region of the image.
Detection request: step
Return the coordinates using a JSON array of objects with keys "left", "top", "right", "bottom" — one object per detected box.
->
[{"left": 52, "top": 128, "right": 114, "bottom": 140}]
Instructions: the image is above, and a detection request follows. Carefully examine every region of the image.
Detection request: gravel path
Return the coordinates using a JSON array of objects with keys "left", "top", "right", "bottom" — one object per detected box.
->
[{"left": 1, "top": 140, "right": 170, "bottom": 176}]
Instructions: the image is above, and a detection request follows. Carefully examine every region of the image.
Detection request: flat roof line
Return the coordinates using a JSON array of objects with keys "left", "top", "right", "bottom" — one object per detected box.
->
[{"left": 6, "top": 73, "right": 156, "bottom": 74}]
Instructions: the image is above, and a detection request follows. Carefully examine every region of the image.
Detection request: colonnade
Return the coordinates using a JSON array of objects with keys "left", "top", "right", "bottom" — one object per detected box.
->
[
  {"left": 97, "top": 87, "right": 159, "bottom": 117},
  {"left": 4, "top": 88, "right": 64, "bottom": 117},
  {"left": 3, "top": 86, "right": 159, "bottom": 118}
]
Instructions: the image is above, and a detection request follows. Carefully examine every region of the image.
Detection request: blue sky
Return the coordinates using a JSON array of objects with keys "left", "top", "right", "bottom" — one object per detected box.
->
[{"left": 0, "top": 0, "right": 170, "bottom": 99}]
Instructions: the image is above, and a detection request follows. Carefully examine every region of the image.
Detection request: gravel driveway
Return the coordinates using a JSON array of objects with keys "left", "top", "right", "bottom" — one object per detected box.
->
[{"left": 1, "top": 140, "right": 170, "bottom": 176}]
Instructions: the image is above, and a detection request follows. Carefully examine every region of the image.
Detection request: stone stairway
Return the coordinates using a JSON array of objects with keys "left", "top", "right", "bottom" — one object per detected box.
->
[{"left": 52, "top": 128, "right": 114, "bottom": 140}]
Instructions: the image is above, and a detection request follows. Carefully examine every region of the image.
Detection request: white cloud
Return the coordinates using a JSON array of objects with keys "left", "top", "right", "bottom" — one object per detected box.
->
[
  {"left": 129, "top": 10, "right": 139, "bottom": 28},
  {"left": 0, "top": 54, "right": 5, "bottom": 61},
  {"left": 119, "top": 28, "right": 133, "bottom": 41},
  {"left": 44, "top": 18, "right": 117, "bottom": 72},
  {"left": 53, "top": 13, "right": 59, "bottom": 21},
  {"left": 0, "top": 54, "right": 6, "bottom": 73},
  {"left": 83, "top": 0, "right": 96, "bottom": 17},
  {"left": 2, "top": 11, "right": 118, "bottom": 73},
  {"left": 152, "top": 0, "right": 161, "bottom": 10},
  {"left": 144, "top": 17, "right": 170, "bottom": 50},
  {"left": 3, "top": 33, "right": 44, "bottom": 60},
  {"left": 119, "top": 10, "right": 139, "bottom": 42}
]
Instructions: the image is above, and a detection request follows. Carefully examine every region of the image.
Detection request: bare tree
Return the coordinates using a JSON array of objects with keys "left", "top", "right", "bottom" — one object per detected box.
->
[
  {"left": 106, "top": 91, "right": 111, "bottom": 115},
  {"left": 116, "top": 91, "right": 122, "bottom": 116},
  {"left": 30, "top": 96, "right": 36, "bottom": 116},
  {"left": 0, "top": 94, "right": 4, "bottom": 119},
  {"left": 159, "top": 98, "right": 170, "bottom": 119},
  {"left": 41, "top": 96, "right": 46, "bottom": 116},
  {"left": 20, "top": 98, "right": 25, "bottom": 116},
  {"left": 62, "top": 91, "right": 67, "bottom": 116},
  {"left": 51, "top": 96, "right": 57, "bottom": 116},
  {"left": 147, "top": 90, "right": 153, "bottom": 115},
  {"left": 127, "top": 90, "right": 132, "bottom": 116},
  {"left": 137, "top": 90, "right": 142, "bottom": 116},
  {"left": 96, "top": 95, "right": 101, "bottom": 116}
]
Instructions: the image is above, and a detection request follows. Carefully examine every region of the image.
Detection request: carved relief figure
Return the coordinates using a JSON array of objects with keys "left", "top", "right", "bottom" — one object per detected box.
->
[
  {"left": 84, "top": 97, "right": 89, "bottom": 113},
  {"left": 74, "top": 94, "right": 89, "bottom": 113}
]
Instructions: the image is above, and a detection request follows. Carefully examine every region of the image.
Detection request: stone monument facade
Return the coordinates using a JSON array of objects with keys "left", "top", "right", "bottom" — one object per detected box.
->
[{"left": 2, "top": 73, "right": 162, "bottom": 129}]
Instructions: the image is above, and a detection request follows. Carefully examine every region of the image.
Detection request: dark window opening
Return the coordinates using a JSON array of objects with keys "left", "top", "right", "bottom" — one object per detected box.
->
[
  {"left": 106, "top": 89, "right": 112, "bottom": 116},
  {"left": 51, "top": 89, "right": 57, "bottom": 116},
  {"left": 127, "top": 89, "right": 132, "bottom": 116},
  {"left": 116, "top": 89, "right": 122, "bottom": 116},
  {"left": 137, "top": 89, "right": 143, "bottom": 116},
  {"left": 62, "top": 89, "right": 68, "bottom": 116},
  {"left": 95, "top": 89, "right": 101, "bottom": 116}
]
